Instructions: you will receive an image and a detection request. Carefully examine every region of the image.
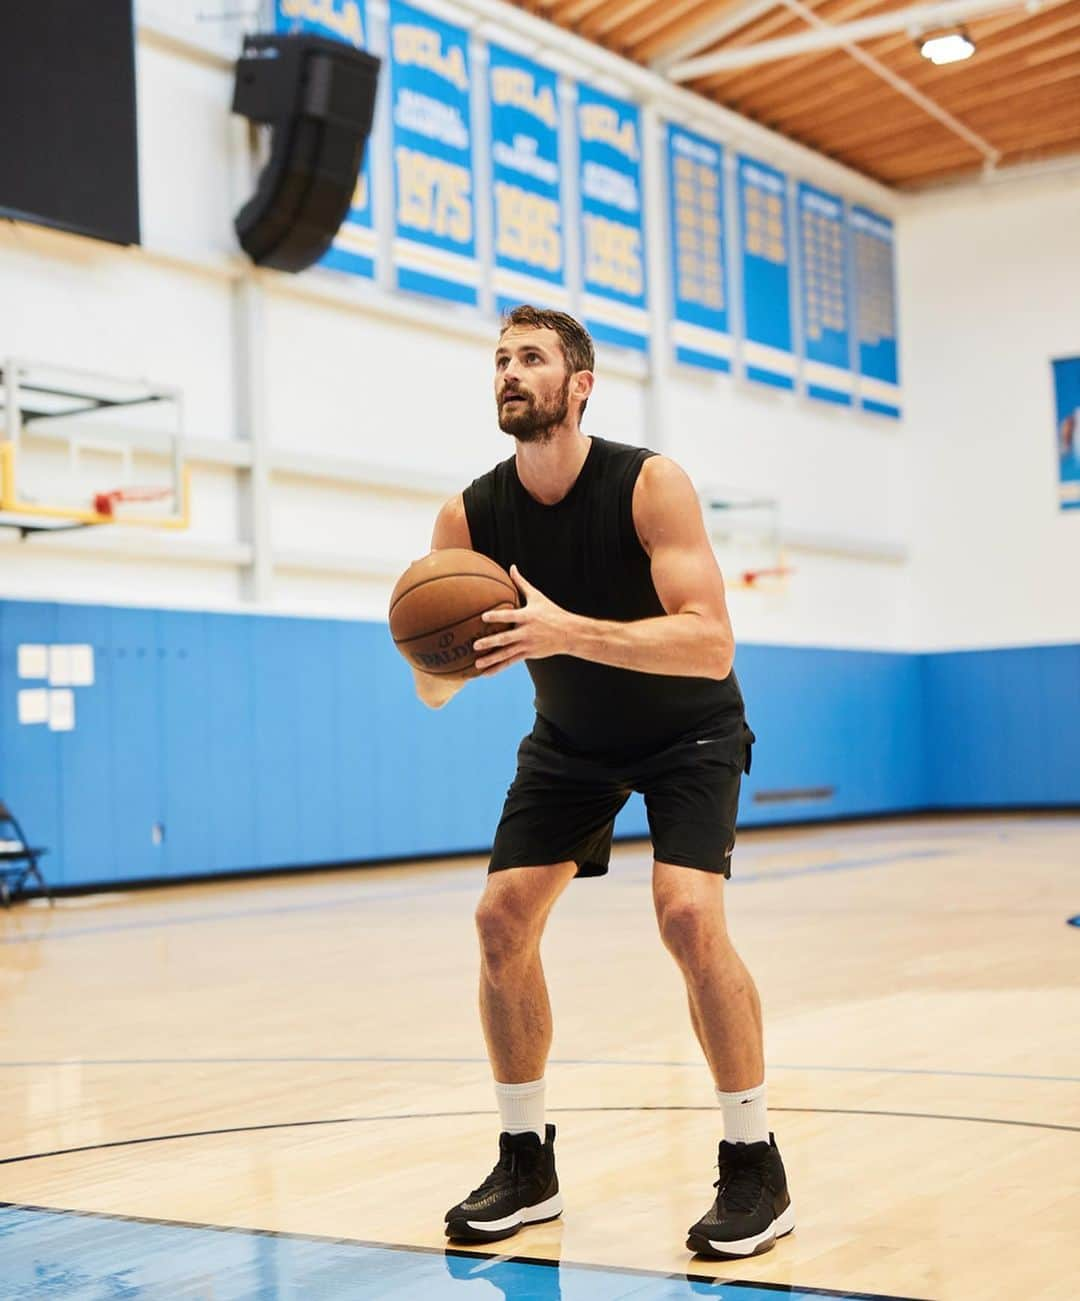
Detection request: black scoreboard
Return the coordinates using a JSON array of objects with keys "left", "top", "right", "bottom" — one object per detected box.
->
[{"left": 0, "top": 0, "right": 140, "bottom": 246}]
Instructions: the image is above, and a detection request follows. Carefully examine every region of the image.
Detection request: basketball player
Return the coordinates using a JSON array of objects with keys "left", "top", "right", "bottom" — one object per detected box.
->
[{"left": 412, "top": 307, "right": 793, "bottom": 1260}]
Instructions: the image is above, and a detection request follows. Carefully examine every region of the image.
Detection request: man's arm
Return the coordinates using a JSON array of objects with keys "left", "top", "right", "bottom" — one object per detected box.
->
[
  {"left": 473, "top": 457, "right": 734, "bottom": 680},
  {"left": 412, "top": 494, "right": 475, "bottom": 709}
]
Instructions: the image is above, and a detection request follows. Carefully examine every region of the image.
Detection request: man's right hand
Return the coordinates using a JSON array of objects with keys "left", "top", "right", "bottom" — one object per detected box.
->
[{"left": 413, "top": 667, "right": 467, "bottom": 710}]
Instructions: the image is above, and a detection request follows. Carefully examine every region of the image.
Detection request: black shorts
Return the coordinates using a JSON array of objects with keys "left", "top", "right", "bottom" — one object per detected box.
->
[{"left": 489, "top": 717, "right": 755, "bottom": 878}]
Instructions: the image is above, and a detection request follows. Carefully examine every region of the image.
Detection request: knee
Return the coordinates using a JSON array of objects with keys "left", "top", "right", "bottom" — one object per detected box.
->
[
  {"left": 475, "top": 895, "right": 539, "bottom": 980},
  {"left": 656, "top": 894, "right": 722, "bottom": 968}
]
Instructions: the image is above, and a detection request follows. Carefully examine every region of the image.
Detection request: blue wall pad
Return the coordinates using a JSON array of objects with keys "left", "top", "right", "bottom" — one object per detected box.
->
[
  {"left": 0, "top": 1203, "right": 911, "bottom": 1300},
  {"left": 1, "top": 598, "right": 1077, "bottom": 889}
]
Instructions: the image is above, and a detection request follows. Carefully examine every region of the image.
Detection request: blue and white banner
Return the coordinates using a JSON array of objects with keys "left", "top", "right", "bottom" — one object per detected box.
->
[
  {"left": 487, "top": 46, "right": 566, "bottom": 315},
  {"left": 797, "top": 182, "right": 851, "bottom": 406},
  {"left": 851, "top": 206, "right": 901, "bottom": 418},
  {"left": 389, "top": 0, "right": 478, "bottom": 305},
  {"left": 274, "top": 0, "right": 376, "bottom": 279},
  {"left": 576, "top": 84, "right": 648, "bottom": 353},
  {"left": 736, "top": 154, "right": 794, "bottom": 390},
  {"left": 1052, "top": 357, "right": 1080, "bottom": 511},
  {"left": 667, "top": 126, "right": 730, "bottom": 373}
]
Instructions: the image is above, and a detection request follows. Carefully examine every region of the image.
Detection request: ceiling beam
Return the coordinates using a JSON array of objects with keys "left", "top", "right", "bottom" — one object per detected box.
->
[
  {"left": 650, "top": 0, "right": 781, "bottom": 70},
  {"left": 668, "top": 0, "right": 1051, "bottom": 78}
]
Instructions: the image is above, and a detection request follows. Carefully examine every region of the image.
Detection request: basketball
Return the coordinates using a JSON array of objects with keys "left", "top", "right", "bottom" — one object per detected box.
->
[{"left": 388, "top": 548, "right": 519, "bottom": 677}]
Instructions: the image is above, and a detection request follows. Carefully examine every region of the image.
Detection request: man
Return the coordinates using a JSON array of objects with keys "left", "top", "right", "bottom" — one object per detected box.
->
[{"left": 412, "top": 306, "right": 793, "bottom": 1260}]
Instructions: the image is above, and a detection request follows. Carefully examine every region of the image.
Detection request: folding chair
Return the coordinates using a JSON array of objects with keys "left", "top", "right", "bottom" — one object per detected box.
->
[{"left": 0, "top": 800, "right": 54, "bottom": 906}]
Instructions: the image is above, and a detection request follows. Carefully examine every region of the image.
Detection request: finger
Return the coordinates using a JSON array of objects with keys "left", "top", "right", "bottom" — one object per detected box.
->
[
  {"left": 477, "top": 651, "right": 526, "bottom": 676},
  {"left": 473, "top": 630, "right": 518, "bottom": 652},
  {"left": 480, "top": 606, "right": 525, "bottom": 624},
  {"left": 474, "top": 642, "right": 525, "bottom": 671},
  {"left": 509, "top": 564, "right": 534, "bottom": 596}
]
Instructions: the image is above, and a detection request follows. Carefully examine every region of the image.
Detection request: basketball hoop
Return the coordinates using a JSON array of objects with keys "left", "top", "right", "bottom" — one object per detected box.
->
[
  {"left": 92, "top": 486, "right": 172, "bottom": 518},
  {"left": 741, "top": 565, "right": 794, "bottom": 589}
]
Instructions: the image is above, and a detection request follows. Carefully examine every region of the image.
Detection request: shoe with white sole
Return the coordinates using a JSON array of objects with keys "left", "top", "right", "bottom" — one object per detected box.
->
[
  {"left": 445, "top": 1124, "right": 562, "bottom": 1243},
  {"left": 686, "top": 1133, "right": 794, "bottom": 1259}
]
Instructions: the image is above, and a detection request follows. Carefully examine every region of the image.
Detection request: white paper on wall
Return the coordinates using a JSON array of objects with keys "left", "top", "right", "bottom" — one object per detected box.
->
[
  {"left": 48, "top": 689, "right": 76, "bottom": 732},
  {"left": 18, "top": 688, "right": 49, "bottom": 725},
  {"left": 49, "top": 645, "right": 74, "bottom": 686},
  {"left": 18, "top": 645, "right": 48, "bottom": 679},
  {"left": 69, "top": 644, "right": 95, "bottom": 686}
]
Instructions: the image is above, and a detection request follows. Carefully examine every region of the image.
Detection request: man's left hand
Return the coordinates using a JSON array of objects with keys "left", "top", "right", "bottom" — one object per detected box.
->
[{"left": 473, "top": 565, "right": 577, "bottom": 673}]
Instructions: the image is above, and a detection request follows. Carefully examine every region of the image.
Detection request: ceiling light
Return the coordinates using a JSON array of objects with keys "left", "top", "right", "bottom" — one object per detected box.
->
[{"left": 919, "top": 30, "right": 976, "bottom": 64}]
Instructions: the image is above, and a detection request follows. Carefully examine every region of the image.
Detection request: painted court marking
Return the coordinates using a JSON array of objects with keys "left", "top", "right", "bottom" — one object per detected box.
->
[{"left": 0, "top": 1203, "right": 929, "bottom": 1300}]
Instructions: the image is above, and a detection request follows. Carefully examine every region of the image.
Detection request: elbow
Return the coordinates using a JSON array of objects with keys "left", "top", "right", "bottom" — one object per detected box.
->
[{"left": 714, "top": 631, "right": 735, "bottom": 680}]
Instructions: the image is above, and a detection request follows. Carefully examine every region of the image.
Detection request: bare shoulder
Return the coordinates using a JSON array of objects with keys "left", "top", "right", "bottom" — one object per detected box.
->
[
  {"left": 431, "top": 493, "right": 473, "bottom": 550},
  {"left": 633, "top": 455, "right": 704, "bottom": 552}
]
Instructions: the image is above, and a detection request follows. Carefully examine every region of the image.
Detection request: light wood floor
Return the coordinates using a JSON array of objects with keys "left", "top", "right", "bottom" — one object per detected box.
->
[{"left": 1, "top": 813, "right": 1078, "bottom": 1300}]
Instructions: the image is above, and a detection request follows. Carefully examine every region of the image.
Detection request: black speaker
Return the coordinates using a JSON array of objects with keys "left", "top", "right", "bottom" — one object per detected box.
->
[{"left": 232, "top": 33, "right": 380, "bottom": 273}]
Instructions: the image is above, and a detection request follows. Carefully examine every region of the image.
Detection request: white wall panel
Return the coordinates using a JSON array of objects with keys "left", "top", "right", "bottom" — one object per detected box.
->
[{"left": 901, "top": 174, "right": 1080, "bottom": 651}]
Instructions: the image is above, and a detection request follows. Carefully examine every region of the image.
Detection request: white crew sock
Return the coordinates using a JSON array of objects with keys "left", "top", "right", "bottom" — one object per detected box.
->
[
  {"left": 716, "top": 1082, "right": 769, "bottom": 1145},
  {"left": 495, "top": 1077, "right": 546, "bottom": 1140}
]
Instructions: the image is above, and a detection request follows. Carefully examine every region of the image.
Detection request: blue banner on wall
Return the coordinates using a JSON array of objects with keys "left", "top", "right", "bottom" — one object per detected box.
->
[
  {"left": 736, "top": 154, "right": 794, "bottom": 390},
  {"left": 1052, "top": 356, "right": 1080, "bottom": 511},
  {"left": 796, "top": 182, "right": 851, "bottom": 406},
  {"left": 275, "top": 0, "right": 376, "bottom": 279},
  {"left": 389, "top": 0, "right": 478, "bottom": 305},
  {"left": 667, "top": 126, "right": 730, "bottom": 374},
  {"left": 576, "top": 84, "right": 648, "bottom": 353},
  {"left": 851, "top": 206, "right": 901, "bottom": 418},
  {"left": 487, "top": 45, "right": 566, "bottom": 315}
]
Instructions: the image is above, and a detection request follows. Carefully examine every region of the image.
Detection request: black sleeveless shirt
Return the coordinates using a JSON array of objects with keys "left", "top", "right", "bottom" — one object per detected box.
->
[{"left": 462, "top": 436, "right": 746, "bottom": 757}]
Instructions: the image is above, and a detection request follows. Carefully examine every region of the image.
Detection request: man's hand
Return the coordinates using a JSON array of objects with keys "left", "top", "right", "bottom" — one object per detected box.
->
[
  {"left": 473, "top": 565, "right": 578, "bottom": 674},
  {"left": 413, "top": 666, "right": 467, "bottom": 709}
]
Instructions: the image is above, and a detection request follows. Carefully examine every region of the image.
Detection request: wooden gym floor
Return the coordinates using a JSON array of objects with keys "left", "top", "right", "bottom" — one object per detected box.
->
[{"left": 1, "top": 812, "right": 1077, "bottom": 1299}]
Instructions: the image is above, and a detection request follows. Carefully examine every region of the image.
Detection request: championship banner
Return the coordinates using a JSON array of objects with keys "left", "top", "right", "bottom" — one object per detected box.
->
[
  {"left": 389, "top": 0, "right": 478, "bottom": 305},
  {"left": 274, "top": 0, "right": 376, "bottom": 279},
  {"left": 1052, "top": 356, "right": 1080, "bottom": 511},
  {"left": 736, "top": 154, "right": 794, "bottom": 390},
  {"left": 667, "top": 126, "right": 730, "bottom": 373},
  {"left": 851, "top": 206, "right": 901, "bottom": 418},
  {"left": 797, "top": 181, "right": 852, "bottom": 406},
  {"left": 487, "top": 45, "right": 566, "bottom": 315},
  {"left": 576, "top": 83, "right": 648, "bottom": 353}
]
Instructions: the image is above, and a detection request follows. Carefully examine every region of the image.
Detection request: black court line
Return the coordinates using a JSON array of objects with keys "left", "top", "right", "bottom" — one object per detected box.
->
[
  {"left": 2, "top": 1055, "right": 1077, "bottom": 1084},
  {"left": 0, "top": 1199, "right": 930, "bottom": 1300},
  {"left": 1, "top": 1103, "right": 1076, "bottom": 1169}
]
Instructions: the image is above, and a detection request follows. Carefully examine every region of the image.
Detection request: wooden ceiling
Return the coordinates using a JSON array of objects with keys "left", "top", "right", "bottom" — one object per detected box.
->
[{"left": 511, "top": 0, "right": 1080, "bottom": 187}]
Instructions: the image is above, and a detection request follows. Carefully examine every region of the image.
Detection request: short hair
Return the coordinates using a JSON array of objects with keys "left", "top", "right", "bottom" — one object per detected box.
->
[{"left": 499, "top": 306, "right": 595, "bottom": 417}]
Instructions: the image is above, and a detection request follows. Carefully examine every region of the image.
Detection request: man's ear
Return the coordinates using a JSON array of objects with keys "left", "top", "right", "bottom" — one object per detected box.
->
[{"left": 573, "top": 371, "right": 595, "bottom": 403}]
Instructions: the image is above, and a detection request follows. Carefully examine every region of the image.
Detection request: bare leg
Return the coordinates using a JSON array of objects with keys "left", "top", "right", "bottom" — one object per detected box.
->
[
  {"left": 653, "top": 861, "right": 764, "bottom": 1090},
  {"left": 475, "top": 862, "right": 578, "bottom": 1082}
]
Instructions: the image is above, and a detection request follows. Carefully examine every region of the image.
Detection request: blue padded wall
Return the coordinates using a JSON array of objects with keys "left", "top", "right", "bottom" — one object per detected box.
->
[{"left": 1, "top": 596, "right": 1077, "bottom": 890}]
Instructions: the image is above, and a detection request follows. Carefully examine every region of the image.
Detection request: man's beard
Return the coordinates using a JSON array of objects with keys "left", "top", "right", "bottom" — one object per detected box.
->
[{"left": 497, "top": 374, "right": 570, "bottom": 443}]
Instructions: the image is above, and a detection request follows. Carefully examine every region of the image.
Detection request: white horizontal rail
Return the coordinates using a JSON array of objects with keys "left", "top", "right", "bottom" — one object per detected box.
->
[{"left": 669, "top": 0, "right": 1043, "bottom": 78}]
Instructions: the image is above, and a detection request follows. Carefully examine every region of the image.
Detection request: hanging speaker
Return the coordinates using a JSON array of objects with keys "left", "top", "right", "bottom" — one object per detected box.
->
[{"left": 231, "top": 33, "right": 380, "bottom": 273}]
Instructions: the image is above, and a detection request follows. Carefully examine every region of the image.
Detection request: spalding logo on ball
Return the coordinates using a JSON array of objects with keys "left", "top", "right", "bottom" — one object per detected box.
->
[{"left": 389, "top": 549, "right": 519, "bottom": 677}]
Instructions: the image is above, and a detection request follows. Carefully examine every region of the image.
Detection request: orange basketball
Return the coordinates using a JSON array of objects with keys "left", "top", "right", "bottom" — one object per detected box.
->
[{"left": 388, "top": 549, "right": 519, "bottom": 677}]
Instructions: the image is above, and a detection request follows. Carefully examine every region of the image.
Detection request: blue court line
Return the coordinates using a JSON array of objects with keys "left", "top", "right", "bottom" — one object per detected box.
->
[
  {"left": 0, "top": 1204, "right": 924, "bottom": 1301},
  {"left": 0, "top": 849, "right": 951, "bottom": 946},
  {"left": 0, "top": 1056, "right": 1076, "bottom": 1084}
]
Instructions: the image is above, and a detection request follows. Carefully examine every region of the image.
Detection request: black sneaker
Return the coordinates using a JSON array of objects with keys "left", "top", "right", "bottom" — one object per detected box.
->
[
  {"left": 445, "top": 1124, "right": 563, "bottom": 1243},
  {"left": 686, "top": 1134, "right": 794, "bottom": 1259}
]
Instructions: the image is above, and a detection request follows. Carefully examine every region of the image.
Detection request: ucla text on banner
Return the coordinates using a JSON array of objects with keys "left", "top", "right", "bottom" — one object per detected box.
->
[
  {"left": 487, "top": 45, "right": 566, "bottom": 315},
  {"left": 274, "top": 0, "right": 376, "bottom": 279},
  {"left": 851, "top": 206, "right": 901, "bottom": 418},
  {"left": 389, "top": 0, "right": 478, "bottom": 305},
  {"left": 576, "top": 84, "right": 648, "bottom": 353},
  {"left": 736, "top": 154, "right": 794, "bottom": 390},
  {"left": 1052, "top": 357, "right": 1080, "bottom": 512},
  {"left": 667, "top": 125, "right": 730, "bottom": 373},
  {"left": 797, "top": 181, "right": 852, "bottom": 406}
]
